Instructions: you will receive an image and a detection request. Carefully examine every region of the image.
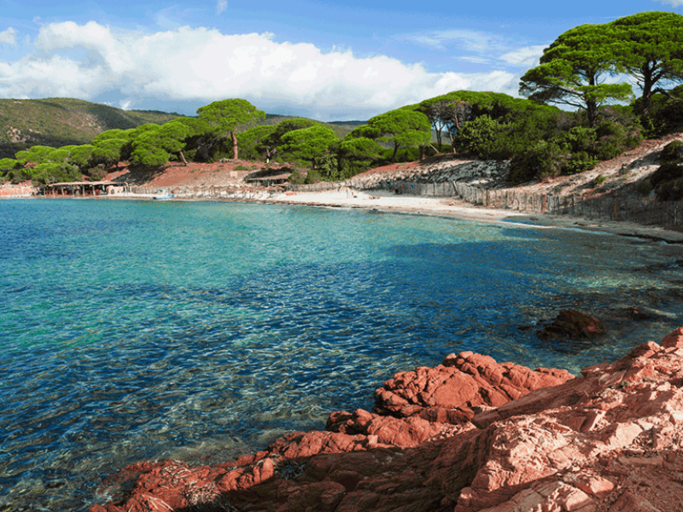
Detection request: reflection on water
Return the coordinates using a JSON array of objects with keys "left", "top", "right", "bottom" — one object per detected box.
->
[{"left": 0, "top": 199, "right": 681, "bottom": 510}]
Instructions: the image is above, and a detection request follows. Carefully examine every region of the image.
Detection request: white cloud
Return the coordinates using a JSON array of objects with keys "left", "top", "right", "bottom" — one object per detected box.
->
[
  {"left": 0, "top": 21, "right": 522, "bottom": 120},
  {"left": 217, "top": 0, "right": 228, "bottom": 14},
  {"left": 0, "top": 28, "right": 17, "bottom": 46},
  {"left": 404, "top": 29, "right": 504, "bottom": 53},
  {"left": 656, "top": 0, "right": 683, "bottom": 6},
  {"left": 457, "top": 56, "right": 491, "bottom": 65},
  {"left": 500, "top": 45, "right": 546, "bottom": 67}
]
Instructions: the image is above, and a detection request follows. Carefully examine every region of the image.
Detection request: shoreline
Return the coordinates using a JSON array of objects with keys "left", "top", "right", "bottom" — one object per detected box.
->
[
  {"left": 264, "top": 188, "right": 683, "bottom": 243},
  {"left": 12, "top": 187, "right": 683, "bottom": 243}
]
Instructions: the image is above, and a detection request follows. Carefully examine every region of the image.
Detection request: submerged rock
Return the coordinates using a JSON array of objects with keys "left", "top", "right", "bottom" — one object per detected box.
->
[
  {"left": 92, "top": 327, "right": 683, "bottom": 512},
  {"left": 537, "top": 308, "right": 606, "bottom": 340}
]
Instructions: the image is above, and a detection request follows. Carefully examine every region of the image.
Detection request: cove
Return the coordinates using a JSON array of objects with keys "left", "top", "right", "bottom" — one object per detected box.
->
[{"left": 0, "top": 198, "right": 682, "bottom": 511}]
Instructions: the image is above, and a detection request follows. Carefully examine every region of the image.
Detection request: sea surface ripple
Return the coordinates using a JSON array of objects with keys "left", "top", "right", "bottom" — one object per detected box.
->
[{"left": 0, "top": 199, "right": 682, "bottom": 510}]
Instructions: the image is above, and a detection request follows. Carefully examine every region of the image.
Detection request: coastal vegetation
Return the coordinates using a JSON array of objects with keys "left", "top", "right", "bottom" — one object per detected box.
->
[
  {"left": 0, "top": 11, "right": 681, "bottom": 192},
  {"left": 0, "top": 97, "right": 180, "bottom": 159}
]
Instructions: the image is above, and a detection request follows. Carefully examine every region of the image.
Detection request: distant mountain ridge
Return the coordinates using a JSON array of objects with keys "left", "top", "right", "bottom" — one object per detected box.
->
[
  {"left": 0, "top": 98, "right": 367, "bottom": 159},
  {"left": 0, "top": 97, "right": 182, "bottom": 158},
  {"left": 257, "top": 114, "right": 365, "bottom": 139}
]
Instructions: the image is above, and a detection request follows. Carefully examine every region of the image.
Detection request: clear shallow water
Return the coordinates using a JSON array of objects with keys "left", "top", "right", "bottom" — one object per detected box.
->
[{"left": 1, "top": 199, "right": 682, "bottom": 510}]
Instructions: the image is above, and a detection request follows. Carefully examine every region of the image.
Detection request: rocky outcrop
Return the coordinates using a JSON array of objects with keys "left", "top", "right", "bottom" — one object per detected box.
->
[
  {"left": 373, "top": 351, "right": 574, "bottom": 422},
  {"left": 91, "top": 328, "right": 683, "bottom": 512}
]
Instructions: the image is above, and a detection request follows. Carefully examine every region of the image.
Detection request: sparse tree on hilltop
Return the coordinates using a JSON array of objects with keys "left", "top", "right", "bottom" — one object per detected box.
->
[
  {"left": 197, "top": 99, "right": 265, "bottom": 160},
  {"left": 130, "top": 121, "right": 191, "bottom": 167},
  {"left": 279, "top": 125, "right": 339, "bottom": 168},
  {"left": 520, "top": 24, "right": 633, "bottom": 127},
  {"left": 366, "top": 109, "right": 431, "bottom": 162},
  {"left": 608, "top": 11, "right": 683, "bottom": 112}
]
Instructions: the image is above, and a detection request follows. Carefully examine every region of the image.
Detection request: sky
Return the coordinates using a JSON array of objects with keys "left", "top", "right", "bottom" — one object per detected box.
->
[{"left": 0, "top": 0, "right": 681, "bottom": 121}]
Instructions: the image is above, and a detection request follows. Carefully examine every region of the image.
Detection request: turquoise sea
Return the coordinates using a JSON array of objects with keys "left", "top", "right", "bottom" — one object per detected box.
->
[{"left": 1, "top": 198, "right": 682, "bottom": 510}]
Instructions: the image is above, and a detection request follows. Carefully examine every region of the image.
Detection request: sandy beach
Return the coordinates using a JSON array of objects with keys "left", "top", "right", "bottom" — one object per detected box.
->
[{"left": 263, "top": 187, "right": 683, "bottom": 244}]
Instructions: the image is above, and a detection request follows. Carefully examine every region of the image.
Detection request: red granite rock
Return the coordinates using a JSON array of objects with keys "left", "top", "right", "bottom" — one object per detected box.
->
[
  {"left": 374, "top": 351, "right": 574, "bottom": 420},
  {"left": 91, "top": 328, "right": 683, "bottom": 512}
]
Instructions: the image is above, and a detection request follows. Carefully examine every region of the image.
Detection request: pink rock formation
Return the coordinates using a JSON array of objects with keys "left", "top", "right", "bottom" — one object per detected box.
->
[
  {"left": 374, "top": 351, "right": 574, "bottom": 422},
  {"left": 91, "top": 328, "right": 683, "bottom": 512}
]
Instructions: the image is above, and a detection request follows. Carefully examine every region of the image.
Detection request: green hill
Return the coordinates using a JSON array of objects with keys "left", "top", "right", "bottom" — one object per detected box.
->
[
  {"left": 0, "top": 98, "right": 182, "bottom": 158},
  {"left": 252, "top": 114, "right": 365, "bottom": 139},
  {"left": 0, "top": 99, "right": 366, "bottom": 159}
]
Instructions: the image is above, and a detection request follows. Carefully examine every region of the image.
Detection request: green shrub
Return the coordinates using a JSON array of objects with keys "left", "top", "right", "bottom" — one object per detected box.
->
[
  {"left": 639, "top": 86, "right": 683, "bottom": 138},
  {"left": 454, "top": 115, "right": 509, "bottom": 159},
  {"left": 0, "top": 158, "right": 22, "bottom": 172},
  {"left": 508, "top": 141, "right": 567, "bottom": 184},
  {"left": 15, "top": 145, "right": 55, "bottom": 165},
  {"left": 86, "top": 167, "right": 108, "bottom": 181},
  {"left": 29, "top": 162, "right": 81, "bottom": 184},
  {"left": 592, "top": 174, "right": 606, "bottom": 187},
  {"left": 288, "top": 170, "right": 306, "bottom": 185},
  {"left": 304, "top": 168, "right": 322, "bottom": 184},
  {"left": 563, "top": 152, "right": 598, "bottom": 175},
  {"left": 651, "top": 163, "right": 683, "bottom": 201},
  {"left": 592, "top": 121, "right": 643, "bottom": 161},
  {"left": 313, "top": 153, "right": 339, "bottom": 180},
  {"left": 557, "top": 126, "right": 596, "bottom": 153},
  {"left": 5, "top": 169, "right": 27, "bottom": 184},
  {"left": 234, "top": 164, "right": 247, "bottom": 170}
]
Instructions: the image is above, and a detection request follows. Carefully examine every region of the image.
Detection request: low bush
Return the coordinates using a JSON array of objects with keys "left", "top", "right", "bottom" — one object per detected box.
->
[
  {"left": 86, "top": 167, "right": 108, "bottom": 181},
  {"left": 592, "top": 121, "right": 643, "bottom": 161},
  {"left": 508, "top": 141, "right": 567, "bottom": 184},
  {"left": 592, "top": 174, "right": 606, "bottom": 187},
  {"left": 288, "top": 170, "right": 306, "bottom": 185},
  {"left": 453, "top": 115, "right": 510, "bottom": 159},
  {"left": 563, "top": 152, "right": 598, "bottom": 175},
  {"left": 304, "top": 168, "right": 322, "bottom": 184}
]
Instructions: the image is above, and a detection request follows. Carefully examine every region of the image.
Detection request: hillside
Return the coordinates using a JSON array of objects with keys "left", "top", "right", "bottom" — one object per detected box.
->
[
  {"left": 88, "top": 131, "right": 683, "bottom": 235},
  {"left": 0, "top": 98, "right": 366, "bottom": 159},
  {"left": 249, "top": 114, "right": 365, "bottom": 139},
  {"left": 0, "top": 98, "right": 182, "bottom": 158}
]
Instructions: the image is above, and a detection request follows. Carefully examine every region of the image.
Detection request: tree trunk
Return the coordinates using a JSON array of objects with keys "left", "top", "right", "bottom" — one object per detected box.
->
[
  {"left": 179, "top": 150, "right": 188, "bottom": 165},
  {"left": 586, "top": 100, "right": 598, "bottom": 128},
  {"left": 231, "top": 131, "right": 239, "bottom": 160},
  {"left": 637, "top": 61, "right": 656, "bottom": 113},
  {"left": 391, "top": 143, "right": 399, "bottom": 162}
]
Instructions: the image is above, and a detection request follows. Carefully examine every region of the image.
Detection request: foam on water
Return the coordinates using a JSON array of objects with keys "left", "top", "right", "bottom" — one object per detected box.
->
[{"left": 0, "top": 199, "right": 682, "bottom": 510}]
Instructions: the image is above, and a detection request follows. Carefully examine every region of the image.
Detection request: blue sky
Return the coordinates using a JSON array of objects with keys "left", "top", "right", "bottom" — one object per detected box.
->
[{"left": 0, "top": 0, "right": 681, "bottom": 120}]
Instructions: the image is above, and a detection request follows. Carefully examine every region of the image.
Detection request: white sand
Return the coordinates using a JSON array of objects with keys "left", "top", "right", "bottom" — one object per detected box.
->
[{"left": 267, "top": 188, "right": 683, "bottom": 243}]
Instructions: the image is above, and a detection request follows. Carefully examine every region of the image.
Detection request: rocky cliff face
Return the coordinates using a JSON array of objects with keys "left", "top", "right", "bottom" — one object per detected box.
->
[{"left": 91, "top": 328, "right": 683, "bottom": 512}]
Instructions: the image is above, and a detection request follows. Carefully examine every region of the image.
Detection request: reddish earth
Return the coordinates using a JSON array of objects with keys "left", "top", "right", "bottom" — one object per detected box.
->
[
  {"left": 90, "top": 327, "right": 683, "bottom": 512},
  {"left": 103, "top": 160, "right": 289, "bottom": 189}
]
